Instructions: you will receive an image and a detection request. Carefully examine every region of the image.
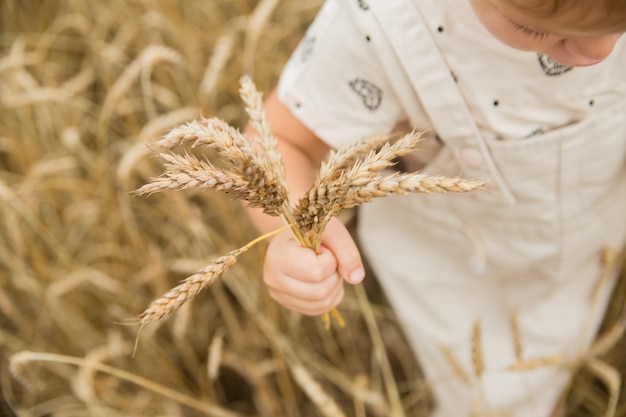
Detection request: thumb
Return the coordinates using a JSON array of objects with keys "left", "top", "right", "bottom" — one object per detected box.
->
[{"left": 320, "top": 218, "right": 365, "bottom": 284}]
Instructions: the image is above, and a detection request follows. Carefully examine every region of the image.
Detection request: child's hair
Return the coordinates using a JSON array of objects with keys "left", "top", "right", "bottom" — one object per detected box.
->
[{"left": 503, "top": 0, "right": 626, "bottom": 34}]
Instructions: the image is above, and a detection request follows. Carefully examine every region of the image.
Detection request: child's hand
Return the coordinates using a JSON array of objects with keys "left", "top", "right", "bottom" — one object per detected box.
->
[{"left": 263, "top": 218, "right": 365, "bottom": 316}]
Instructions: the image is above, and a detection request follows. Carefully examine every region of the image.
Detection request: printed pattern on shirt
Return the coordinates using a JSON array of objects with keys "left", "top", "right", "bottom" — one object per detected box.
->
[
  {"left": 537, "top": 53, "right": 574, "bottom": 76},
  {"left": 357, "top": 0, "right": 370, "bottom": 10},
  {"left": 349, "top": 78, "right": 383, "bottom": 110},
  {"left": 298, "top": 36, "right": 316, "bottom": 63}
]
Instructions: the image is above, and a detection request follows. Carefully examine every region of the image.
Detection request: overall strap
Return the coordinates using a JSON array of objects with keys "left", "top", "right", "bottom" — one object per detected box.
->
[{"left": 366, "top": 0, "right": 516, "bottom": 205}]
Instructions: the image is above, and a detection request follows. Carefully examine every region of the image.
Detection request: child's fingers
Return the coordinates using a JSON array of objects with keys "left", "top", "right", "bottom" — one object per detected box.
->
[
  {"left": 267, "top": 277, "right": 345, "bottom": 316},
  {"left": 267, "top": 269, "right": 343, "bottom": 302},
  {"left": 264, "top": 230, "right": 338, "bottom": 282},
  {"left": 321, "top": 218, "right": 365, "bottom": 284},
  {"left": 262, "top": 225, "right": 355, "bottom": 315}
]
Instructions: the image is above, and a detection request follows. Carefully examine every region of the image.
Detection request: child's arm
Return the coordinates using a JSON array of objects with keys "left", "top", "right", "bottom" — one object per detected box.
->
[{"left": 245, "top": 88, "right": 366, "bottom": 316}]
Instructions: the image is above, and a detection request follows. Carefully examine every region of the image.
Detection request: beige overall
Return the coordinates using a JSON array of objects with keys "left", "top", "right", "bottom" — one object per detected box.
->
[{"left": 357, "top": 2, "right": 626, "bottom": 416}]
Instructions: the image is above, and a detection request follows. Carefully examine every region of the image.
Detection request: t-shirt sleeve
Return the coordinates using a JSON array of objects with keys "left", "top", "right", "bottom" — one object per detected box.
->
[{"left": 277, "top": 0, "right": 406, "bottom": 148}]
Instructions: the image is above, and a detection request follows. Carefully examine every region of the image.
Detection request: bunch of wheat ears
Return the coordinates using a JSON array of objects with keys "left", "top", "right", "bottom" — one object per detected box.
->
[{"left": 134, "top": 76, "right": 484, "bottom": 329}]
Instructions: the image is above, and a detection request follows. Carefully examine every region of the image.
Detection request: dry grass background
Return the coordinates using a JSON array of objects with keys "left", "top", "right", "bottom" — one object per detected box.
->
[{"left": 0, "top": 1, "right": 624, "bottom": 416}]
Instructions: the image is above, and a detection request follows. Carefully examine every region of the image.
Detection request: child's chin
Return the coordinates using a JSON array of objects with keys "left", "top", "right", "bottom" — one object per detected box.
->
[{"left": 547, "top": 52, "right": 604, "bottom": 67}]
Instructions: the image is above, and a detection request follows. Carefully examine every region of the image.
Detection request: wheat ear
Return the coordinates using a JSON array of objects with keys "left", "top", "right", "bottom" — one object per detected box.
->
[
  {"left": 134, "top": 152, "right": 286, "bottom": 216},
  {"left": 471, "top": 319, "right": 485, "bottom": 378},
  {"left": 137, "top": 226, "right": 289, "bottom": 327},
  {"left": 295, "top": 131, "right": 484, "bottom": 249}
]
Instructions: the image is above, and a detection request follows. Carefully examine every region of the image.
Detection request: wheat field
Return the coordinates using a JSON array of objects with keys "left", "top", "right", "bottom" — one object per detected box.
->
[{"left": 0, "top": 1, "right": 624, "bottom": 416}]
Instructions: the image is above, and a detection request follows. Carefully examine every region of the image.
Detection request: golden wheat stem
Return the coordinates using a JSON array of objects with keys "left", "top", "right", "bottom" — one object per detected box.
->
[
  {"left": 353, "top": 284, "right": 405, "bottom": 416},
  {"left": 471, "top": 319, "right": 485, "bottom": 378},
  {"left": 279, "top": 203, "right": 310, "bottom": 248},
  {"left": 290, "top": 363, "right": 348, "bottom": 417},
  {"left": 439, "top": 345, "right": 472, "bottom": 386},
  {"left": 138, "top": 225, "right": 289, "bottom": 327},
  {"left": 575, "top": 248, "right": 622, "bottom": 360},
  {"left": 506, "top": 355, "right": 566, "bottom": 371},
  {"left": 243, "top": 224, "right": 290, "bottom": 249},
  {"left": 509, "top": 312, "right": 523, "bottom": 361},
  {"left": 584, "top": 357, "right": 620, "bottom": 417},
  {"left": 10, "top": 351, "right": 242, "bottom": 417}
]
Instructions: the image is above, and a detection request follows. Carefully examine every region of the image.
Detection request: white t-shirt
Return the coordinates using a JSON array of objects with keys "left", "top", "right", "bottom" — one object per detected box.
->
[{"left": 278, "top": 0, "right": 626, "bottom": 150}]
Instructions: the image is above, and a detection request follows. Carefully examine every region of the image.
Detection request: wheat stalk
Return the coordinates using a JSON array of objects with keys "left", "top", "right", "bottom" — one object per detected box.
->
[
  {"left": 506, "top": 356, "right": 567, "bottom": 372},
  {"left": 509, "top": 312, "right": 523, "bottom": 362},
  {"left": 439, "top": 345, "right": 472, "bottom": 387},
  {"left": 471, "top": 319, "right": 485, "bottom": 378},
  {"left": 585, "top": 357, "right": 621, "bottom": 417},
  {"left": 290, "top": 363, "right": 348, "bottom": 417},
  {"left": 135, "top": 152, "right": 286, "bottom": 216},
  {"left": 98, "top": 45, "right": 184, "bottom": 143},
  {"left": 10, "top": 351, "right": 241, "bottom": 417},
  {"left": 135, "top": 76, "right": 485, "bottom": 328},
  {"left": 318, "top": 134, "right": 394, "bottom": 179},
  {"left": 137, "top": 225, "right": 289, "bottom": 327}
]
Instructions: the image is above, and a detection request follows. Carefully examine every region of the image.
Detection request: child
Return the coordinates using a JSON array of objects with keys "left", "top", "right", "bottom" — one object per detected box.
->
[{"left": 246, "top": 0, "right": 626, "bottom": 415}]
